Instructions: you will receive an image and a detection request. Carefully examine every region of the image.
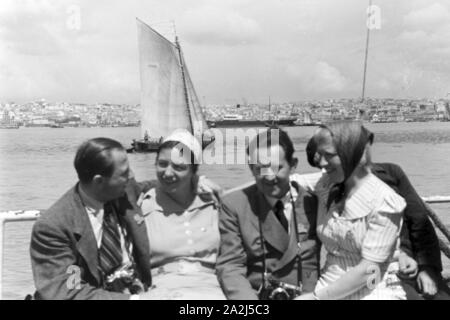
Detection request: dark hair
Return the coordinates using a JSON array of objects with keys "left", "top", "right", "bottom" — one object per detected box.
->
[
  {"left": 74, "top": 137, "right": 125, "bottom": 184},
  {"left": 156, "top": 140, "right": 199, "bottom": 174},
  {"left": 306, "top": 136, "right": 318, "bottom": 168},
  {"left": 246, "top": 126, "right": 295, "bottom": 164}
]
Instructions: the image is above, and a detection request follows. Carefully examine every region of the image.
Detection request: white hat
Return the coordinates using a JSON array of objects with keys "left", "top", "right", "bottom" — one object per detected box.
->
[{"left": 162, "top": 129, "right": 202, "bottom": 163}]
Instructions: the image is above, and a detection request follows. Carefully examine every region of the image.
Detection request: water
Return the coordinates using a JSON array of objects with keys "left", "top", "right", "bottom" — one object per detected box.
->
[{"left": 1, "top": 122, "right": 450, "bottom": 299}]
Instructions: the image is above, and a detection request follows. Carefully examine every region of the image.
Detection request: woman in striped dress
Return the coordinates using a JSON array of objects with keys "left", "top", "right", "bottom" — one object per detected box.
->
[{"left": 297, "top": 121, "right": 407, "bottom": 300}]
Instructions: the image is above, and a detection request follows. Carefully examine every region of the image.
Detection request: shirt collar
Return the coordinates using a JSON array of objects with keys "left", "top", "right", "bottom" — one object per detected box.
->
[
  {"left": 141, "top": 183, "right": 214, "bottom": 215},
  {"left": 264, "top": 182, "right": 298, "bottom": 208},
  {"left": 78, "top": 184, "right": 104, "bottom": 212}
]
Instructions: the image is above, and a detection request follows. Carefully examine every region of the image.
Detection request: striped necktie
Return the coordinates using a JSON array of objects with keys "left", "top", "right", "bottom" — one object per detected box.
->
[{"left": 99, "top": 203, "right": 123, "bottom": 276}]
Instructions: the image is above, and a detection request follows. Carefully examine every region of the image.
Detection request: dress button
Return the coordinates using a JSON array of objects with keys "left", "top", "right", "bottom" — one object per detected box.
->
[
  {"left": 187, "top": 239, "right": 194, "bottom": 245},
  {"left": 184, "top": 222, "right": 190, "bottom": 227},
  {"left": 200, "top": 227, "right": 206, "bottom": 232},
  {"left": 189, "top": 249, "right": 196, "bottom": 255},
  {"left": 185, "top": 230, "right": 192, "bottom": 235}
]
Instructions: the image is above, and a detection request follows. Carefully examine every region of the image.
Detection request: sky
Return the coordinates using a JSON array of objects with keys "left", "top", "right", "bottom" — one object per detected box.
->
[{"left": 1, "top": 0, "right": 450, "bottom": 105}]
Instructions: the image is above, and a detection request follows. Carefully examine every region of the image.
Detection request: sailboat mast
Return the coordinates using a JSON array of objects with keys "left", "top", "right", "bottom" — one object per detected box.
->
[
  {"left": 361, "top": 0, "right": 372, "bottom": 102},
  {"left": 175, "top": 35, "right": 194, "bottom": 132}
]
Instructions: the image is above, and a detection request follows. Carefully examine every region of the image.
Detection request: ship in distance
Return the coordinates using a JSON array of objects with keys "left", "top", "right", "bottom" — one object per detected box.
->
[{"left": 207, "top": 112, "right": 317, "bottom": 128}]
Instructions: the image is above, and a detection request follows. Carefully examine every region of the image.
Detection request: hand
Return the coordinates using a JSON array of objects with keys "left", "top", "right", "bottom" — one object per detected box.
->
[
  {"left": 417, "top": 268, "right": 438, "bottom": 297},
  {"left": 294, "top": 293, "right": 316, "bottom": 300},
  {"left": 196, "top": 176, "right": 223, "bottom": 202},
  {"left": 136, "top": 192, "right": 146, "bottom": 207},
  {"left": 398, "top": 252, "right": 418, "bottom": 279}
]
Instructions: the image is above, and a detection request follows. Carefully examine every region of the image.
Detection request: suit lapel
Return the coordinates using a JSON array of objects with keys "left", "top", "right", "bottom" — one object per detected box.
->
[
  {"left": 250, "top": 188, "right": 290, "bottom": 254},
  {"left": 116, "top": 184, "right": 151, "bottom": 280},
  {"left": 72, "top": 186, "right": 101, "bottom": 284},
  {"left": 273, "top": 213, "right": 300, "bottom": 271}
]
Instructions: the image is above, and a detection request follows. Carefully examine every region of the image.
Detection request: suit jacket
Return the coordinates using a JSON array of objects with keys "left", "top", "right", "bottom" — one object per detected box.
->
[
  {"left": 372, "top": 163, "right": 442, "bottom": 272},
  {"left": 30, "top": 179, "right": 154, "bottom": 300},
  {"left": 217, "top": 184, "right": 320, "bottom": 300}
]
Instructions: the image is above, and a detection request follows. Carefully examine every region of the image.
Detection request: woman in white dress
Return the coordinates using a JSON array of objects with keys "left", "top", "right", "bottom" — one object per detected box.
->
[
  {"left": 297, "top": 121, "right": 407, "bottom": 300},
  {"left": 139, "top": 129, "right": 226, "bottom": 300}
]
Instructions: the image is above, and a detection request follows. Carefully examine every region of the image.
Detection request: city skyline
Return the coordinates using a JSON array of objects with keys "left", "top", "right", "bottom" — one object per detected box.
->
[{"left": 1, "top": 0, "right": 450, "bottom": 105}]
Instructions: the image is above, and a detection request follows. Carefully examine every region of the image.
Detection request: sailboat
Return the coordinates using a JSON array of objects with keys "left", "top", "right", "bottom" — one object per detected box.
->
[{"left": 129, "top": 19, "right": 214, "bottom": 153}]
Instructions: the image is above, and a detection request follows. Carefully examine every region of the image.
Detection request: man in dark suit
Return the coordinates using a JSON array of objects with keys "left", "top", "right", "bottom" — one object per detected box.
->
[
  {"left": 217, "top": 128, "right": 320, "bottom": 300},
  {"left": 30, "top": 138, "right": 152, "bottom": 300}
]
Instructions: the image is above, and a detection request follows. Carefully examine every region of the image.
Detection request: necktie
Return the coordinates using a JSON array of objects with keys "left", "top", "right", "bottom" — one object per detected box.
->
[
  {"left": 99, "top": 203, "right": 123, "bottom": 276},
  {"left": 274, "top": 200, "right": 289, "bottom": 232}
]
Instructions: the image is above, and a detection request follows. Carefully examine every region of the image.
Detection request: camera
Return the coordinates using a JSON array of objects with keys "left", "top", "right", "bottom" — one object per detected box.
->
[
  {"left": 104, "top": 262, "right": 145, "bottom": 294},
  {"left": 258, "top": 275, "right": 302, "bottom": 300}
]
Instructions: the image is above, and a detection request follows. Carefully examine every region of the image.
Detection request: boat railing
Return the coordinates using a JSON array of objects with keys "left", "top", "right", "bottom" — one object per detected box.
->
[{"left": 1, "top": 196, "right": 450, "bottom": 299}]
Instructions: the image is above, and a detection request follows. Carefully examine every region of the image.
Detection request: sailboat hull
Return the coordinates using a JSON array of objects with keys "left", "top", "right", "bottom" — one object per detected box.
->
[{"left": 128, "top": 135, "right": 215, "bottom": 154}]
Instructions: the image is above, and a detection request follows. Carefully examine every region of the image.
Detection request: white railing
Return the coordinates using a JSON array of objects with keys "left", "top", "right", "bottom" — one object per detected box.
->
[
  {"left": 0, "top": 210, "right": 40, "bottom": 300},
  {"left": 1, "top": 195, "right": 450, "bottom": 299},
  {"left": 421, "top": 196, "right": 450, "bottom": 204}
]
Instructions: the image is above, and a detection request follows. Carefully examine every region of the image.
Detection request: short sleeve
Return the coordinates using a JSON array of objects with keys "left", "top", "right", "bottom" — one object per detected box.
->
[{"left": 361, "top": 191, "right": 406, "bottom": 263}]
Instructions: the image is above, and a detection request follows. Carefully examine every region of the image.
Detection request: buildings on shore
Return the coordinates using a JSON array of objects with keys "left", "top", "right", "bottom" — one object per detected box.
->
[
  {"left": 0, "top": 99, "right": 140, "bottom": 128},
  {"left": 1, "top": 97, "right": 449, "bottom": 128},
  {"left": 203, "top": 98, "right": 450, "bottom": 124}
]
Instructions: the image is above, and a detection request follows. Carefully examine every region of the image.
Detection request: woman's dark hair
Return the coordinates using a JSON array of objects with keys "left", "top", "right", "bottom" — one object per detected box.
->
[
  {"left": 306, "top": 136, "right": 318, "bottom": 168},
  {"left": 156, "top": 140, "right": 199, "bottom": 174},
  {"left": 74, "top": 137, "right": 125, "bottom": 184},
  {"left": 246, "top": 126, "right": 295, "bottom": 165}
]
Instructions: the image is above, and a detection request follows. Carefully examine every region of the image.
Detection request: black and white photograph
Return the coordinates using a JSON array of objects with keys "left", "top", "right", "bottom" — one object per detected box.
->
[{"left": 0, "top": 0, "right": 449, "bottom": 303}]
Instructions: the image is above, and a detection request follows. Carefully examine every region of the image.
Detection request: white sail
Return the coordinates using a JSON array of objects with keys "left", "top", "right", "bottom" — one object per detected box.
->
[
  {"left": 181, "top": 54, "right": 209, "bottom": 138},
  {"left": 137, "top": 19, "right": 193, "bottom": 139}
]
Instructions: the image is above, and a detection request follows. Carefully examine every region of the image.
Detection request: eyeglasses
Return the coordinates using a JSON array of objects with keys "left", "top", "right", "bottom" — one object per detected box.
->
[{"left": 314, "top": 151, "right": 339, "bottom": 165}]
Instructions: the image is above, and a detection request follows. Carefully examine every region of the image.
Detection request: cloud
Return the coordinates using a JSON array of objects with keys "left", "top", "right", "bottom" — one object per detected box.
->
[
  {"left": 179, "top": 6, "right": 262, "bottom": 46},
  {"left": 313, "top": 61, "right": 348, "bottom": 92},
  {"left": 404, "top": 3, "right": 450, "bottom": 30},
  {"left": 0, "top": 0, "right": 67, "bottom": 56}
]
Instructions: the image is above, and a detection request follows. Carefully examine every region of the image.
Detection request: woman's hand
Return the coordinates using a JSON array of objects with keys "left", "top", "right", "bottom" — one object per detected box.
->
[
  {"left": 398, "top": 252, "right": 418, "bottom": 279},
  {"left": 417, "top": 267, "right": 438, "bottom": 297}
]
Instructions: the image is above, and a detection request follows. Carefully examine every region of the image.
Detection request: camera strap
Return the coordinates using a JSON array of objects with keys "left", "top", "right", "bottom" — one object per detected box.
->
[{"left": 258, "top": 188, "right": 303, "bottom": 290}]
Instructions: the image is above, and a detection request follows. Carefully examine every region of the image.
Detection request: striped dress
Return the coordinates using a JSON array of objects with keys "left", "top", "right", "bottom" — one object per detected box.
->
[{"left": 314, "top": 173, "right": 407, "bottom": 300}]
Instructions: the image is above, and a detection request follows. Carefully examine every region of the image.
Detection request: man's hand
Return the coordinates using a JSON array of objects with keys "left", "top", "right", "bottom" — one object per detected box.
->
[
  {"left": 196, "top": 176, "right": 223, "bottom": 203},
  {"left": 398, "top": 252, "right": 418, "bottom": 279},
  {"left": 417, "top": 267, "right": 438, "bottom": 297}
]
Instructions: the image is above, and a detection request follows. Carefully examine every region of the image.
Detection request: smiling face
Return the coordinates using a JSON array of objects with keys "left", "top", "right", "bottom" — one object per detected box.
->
[
  {"left": 249, "top": 144, "right": 297, "bottom": 199},
  {"left": 155, "top": 146, "right": 195, "bottom": 195},
  {"left": 314, "top": 129, "right": 345, "bottom": 184}
]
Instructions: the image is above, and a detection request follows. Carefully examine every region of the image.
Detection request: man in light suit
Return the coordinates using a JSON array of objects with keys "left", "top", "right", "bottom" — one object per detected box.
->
[
  {"left": 217, "top": 128, "right": 321, "bottom": 300},
  {"left": 30, "top": 138, "right": 152, "bottom": 300}
]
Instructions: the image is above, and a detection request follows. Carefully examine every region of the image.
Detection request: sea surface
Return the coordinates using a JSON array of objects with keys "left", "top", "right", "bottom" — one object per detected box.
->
[{"left": 1, "top": 122, "right": 450, "bottom": 299}]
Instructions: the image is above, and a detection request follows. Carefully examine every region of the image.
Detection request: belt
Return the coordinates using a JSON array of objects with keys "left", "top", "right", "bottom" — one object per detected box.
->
[{"left": 151, "top": 260, "right": 216, "bottom": 276}]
